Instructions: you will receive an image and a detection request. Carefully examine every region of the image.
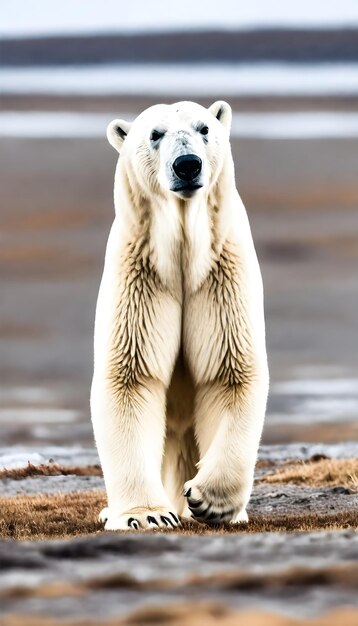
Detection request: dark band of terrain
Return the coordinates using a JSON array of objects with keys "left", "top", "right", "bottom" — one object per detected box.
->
[{"left": 2, "top": 29, "right": 358, "bottom": 66}]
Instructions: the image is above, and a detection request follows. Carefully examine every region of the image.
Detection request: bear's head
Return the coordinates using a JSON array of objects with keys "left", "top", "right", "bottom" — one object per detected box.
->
[{"left": 107, "top": 101, "right": 232, "bottom": 200}]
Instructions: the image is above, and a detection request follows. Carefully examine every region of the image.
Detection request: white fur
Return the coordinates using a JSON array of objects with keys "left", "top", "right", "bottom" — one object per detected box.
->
[{"left": 91, "top": 100, "right": 269, "bottom": 530}]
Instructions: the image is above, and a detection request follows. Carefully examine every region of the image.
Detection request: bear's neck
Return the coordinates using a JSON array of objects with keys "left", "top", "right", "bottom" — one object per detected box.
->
[{"left": 114, "top": 158, "right": 237, "bottom": 294}]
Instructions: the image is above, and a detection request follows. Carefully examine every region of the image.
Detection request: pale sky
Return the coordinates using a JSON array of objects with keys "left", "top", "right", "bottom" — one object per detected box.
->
[{"left": 1, "top": 0, "right": 358, "bottom": 38}]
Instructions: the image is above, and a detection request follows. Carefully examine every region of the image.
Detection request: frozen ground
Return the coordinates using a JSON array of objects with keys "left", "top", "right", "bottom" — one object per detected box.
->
[
  {"left": 0, "top": 441, "right": 357, "bottom": 621},
  {"left": 1, "top": 530, "right": 357, "bottom": 621}
]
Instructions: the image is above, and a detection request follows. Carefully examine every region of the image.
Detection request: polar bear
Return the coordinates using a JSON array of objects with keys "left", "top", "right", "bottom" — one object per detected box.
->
[{"left": 91, "top": 100, "right": 269, "bottom": 531}]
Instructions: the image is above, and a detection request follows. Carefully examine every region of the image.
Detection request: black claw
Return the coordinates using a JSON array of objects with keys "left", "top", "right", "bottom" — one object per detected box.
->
[
  {"left": 128, "top": 517, "right": 139, "bottom": 529},
  {"left": 190, "top": 506, "right": 211, "bottom": 518},
  {"left": 160, "top": 515, "right": 175, "bottom": 528},
  {"left": 169, "top": 512, "right": 179, "bottom": 524},
  {"left": 187, "top": 499, "right": 203, "bottom": 509},
  {"left": 184, "top": 487, "right": 192, "bottom": 497},
  {"left": 207, "top": 511, "right": 221, "bottom": 522},
  {"left": 147, "top": 515, "right": 159, "bottom": 526}
]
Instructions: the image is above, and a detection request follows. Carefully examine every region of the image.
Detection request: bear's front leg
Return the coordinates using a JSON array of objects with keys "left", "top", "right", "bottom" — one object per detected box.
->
[
  {"left": 91, "top": 377, "right": 180, "bottom": 530},
  {"left": 183, "top": 244, "right": 269, "bottom": 525},
  {"left": 183, "top": 374, "right": 268, "bottom": 525},
  {"left": 91, "top": 221, "right": 182, "bottom": 531}
]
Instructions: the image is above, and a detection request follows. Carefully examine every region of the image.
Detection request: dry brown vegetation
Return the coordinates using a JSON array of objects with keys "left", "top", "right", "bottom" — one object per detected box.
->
[
  {"left": 2, "top": 456, "right": 357, "bottom": 486},
  {"left": 263, "top": 458, "right": 358, "bottom": 490},
  {"left": 0, "top": 491, "right": 357, "bottom": 540},
  {"left": 0, "top": 492, "right": 104, "bottom": 540},
  {"left": 0, "top": 463, "right": 102, "bottom": 481},
  {"left": 1, "top": 605, "right": 358, "bottom": 626},
  {"left": 0, "top": 457, "right": 357, "bottom": 539}
]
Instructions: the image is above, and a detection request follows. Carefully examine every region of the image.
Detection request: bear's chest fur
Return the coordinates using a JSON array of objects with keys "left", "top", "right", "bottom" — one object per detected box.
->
[{"left": 148, "top": 196, "right": 220, "bottom": 296}]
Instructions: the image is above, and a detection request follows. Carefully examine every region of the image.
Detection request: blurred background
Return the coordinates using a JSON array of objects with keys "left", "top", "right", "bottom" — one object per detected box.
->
[{"left": 1, "top": 0, "right": 358, "bottom": 449}]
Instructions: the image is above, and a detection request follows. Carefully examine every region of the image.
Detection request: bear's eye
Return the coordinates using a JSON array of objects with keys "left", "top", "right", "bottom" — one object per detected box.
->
[
  {"left": 150, "top": 130, "right": 164, "bottom": 142},
  {"left": 199, "top": 125, "right": 209, "bottom": 136}
]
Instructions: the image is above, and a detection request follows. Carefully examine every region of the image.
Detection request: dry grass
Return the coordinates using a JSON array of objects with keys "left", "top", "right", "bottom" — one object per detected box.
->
[
  {"left": 0, "top": 463, "right": 102, "bottom": 481},
  {"left": 0, "top": 491, "right": 357, "bottom": 540},
  {"left": 263, "top": 458, "right": 358, "bottom": 490},
  {"left": 0, "top": 492, "right": 104, "bottom": 540},
  {"left": 0, "top": 457, "right": 357, "bottom": 539},
  {"left": 2, "top": 456, "right": 356, "bottom": 486},
  {"left": 1, "top": 605, "right": 358, "bottom": 626}
]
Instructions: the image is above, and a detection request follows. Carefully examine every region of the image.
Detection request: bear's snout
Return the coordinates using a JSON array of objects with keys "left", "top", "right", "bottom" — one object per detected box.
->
[{"left": 172, "top": 154, "right": 202, "bottom": 183}]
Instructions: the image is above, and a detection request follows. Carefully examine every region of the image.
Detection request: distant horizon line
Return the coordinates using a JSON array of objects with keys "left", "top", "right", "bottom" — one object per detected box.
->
[
  {"left": 2, "top": 24, "right": 358, "bottom": 41},
  {"left": 2, "top": 28, "right": 358, "bottom": 68}
]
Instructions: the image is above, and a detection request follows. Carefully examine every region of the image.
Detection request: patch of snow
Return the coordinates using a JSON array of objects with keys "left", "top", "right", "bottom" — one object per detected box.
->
[
  {"left": 273, "top": 378, "right": 358, "bottom": 395},
  {"left": 2, "top": 63, "right": 358, "bottom": 97},
  {"left": 0, "top": 446, "right": 99, "bottom": 469},
  {"left": 0, "top": 408, "right": 79, "bottom": 423}
]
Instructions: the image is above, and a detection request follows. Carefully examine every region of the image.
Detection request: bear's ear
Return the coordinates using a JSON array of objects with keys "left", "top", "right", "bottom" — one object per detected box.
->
[
  {"left": 107, "top": 119, "right": 132, "bottom": 152},
  {"left": 208, "top": 101, "right": 232, "bottom": 132}
]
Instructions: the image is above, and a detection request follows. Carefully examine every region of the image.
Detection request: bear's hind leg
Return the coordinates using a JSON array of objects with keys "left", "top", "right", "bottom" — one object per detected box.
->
[
  {"left": 184, "top": 372, "right": 268, "bottom": 525},
  {"left": 162, "top": 425, "right": 198, "bottom": 517},
  {"left": 162, "top": 355, "right": 198, "bottom": 517}
]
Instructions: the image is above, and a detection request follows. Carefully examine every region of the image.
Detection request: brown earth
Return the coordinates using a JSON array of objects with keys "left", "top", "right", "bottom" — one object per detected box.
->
[
  {"left": 3, "top": 562, "right": 357, "bottom": 598},
  {"left": 263, "top": 423, "right": 358, "bottom": 445},
  {"left": 4, "top": 93, "right": 358, "bottom": 112},
  {"left": 1, "top": 605, "right": 358, "bottom": 626}
]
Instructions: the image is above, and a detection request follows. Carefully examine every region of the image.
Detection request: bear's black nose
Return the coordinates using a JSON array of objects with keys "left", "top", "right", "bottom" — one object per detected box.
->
[{"left": 173, "top": 154, "right": 202, "bottom": 182}]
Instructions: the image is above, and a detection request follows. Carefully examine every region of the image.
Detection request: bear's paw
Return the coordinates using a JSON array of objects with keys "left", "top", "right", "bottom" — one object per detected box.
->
[
  {"left": 183, "top": 480, "right": 248, "bottom": 526},
  {"left": 99, "top": 506, "right": 181, "bottom": 531}
]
